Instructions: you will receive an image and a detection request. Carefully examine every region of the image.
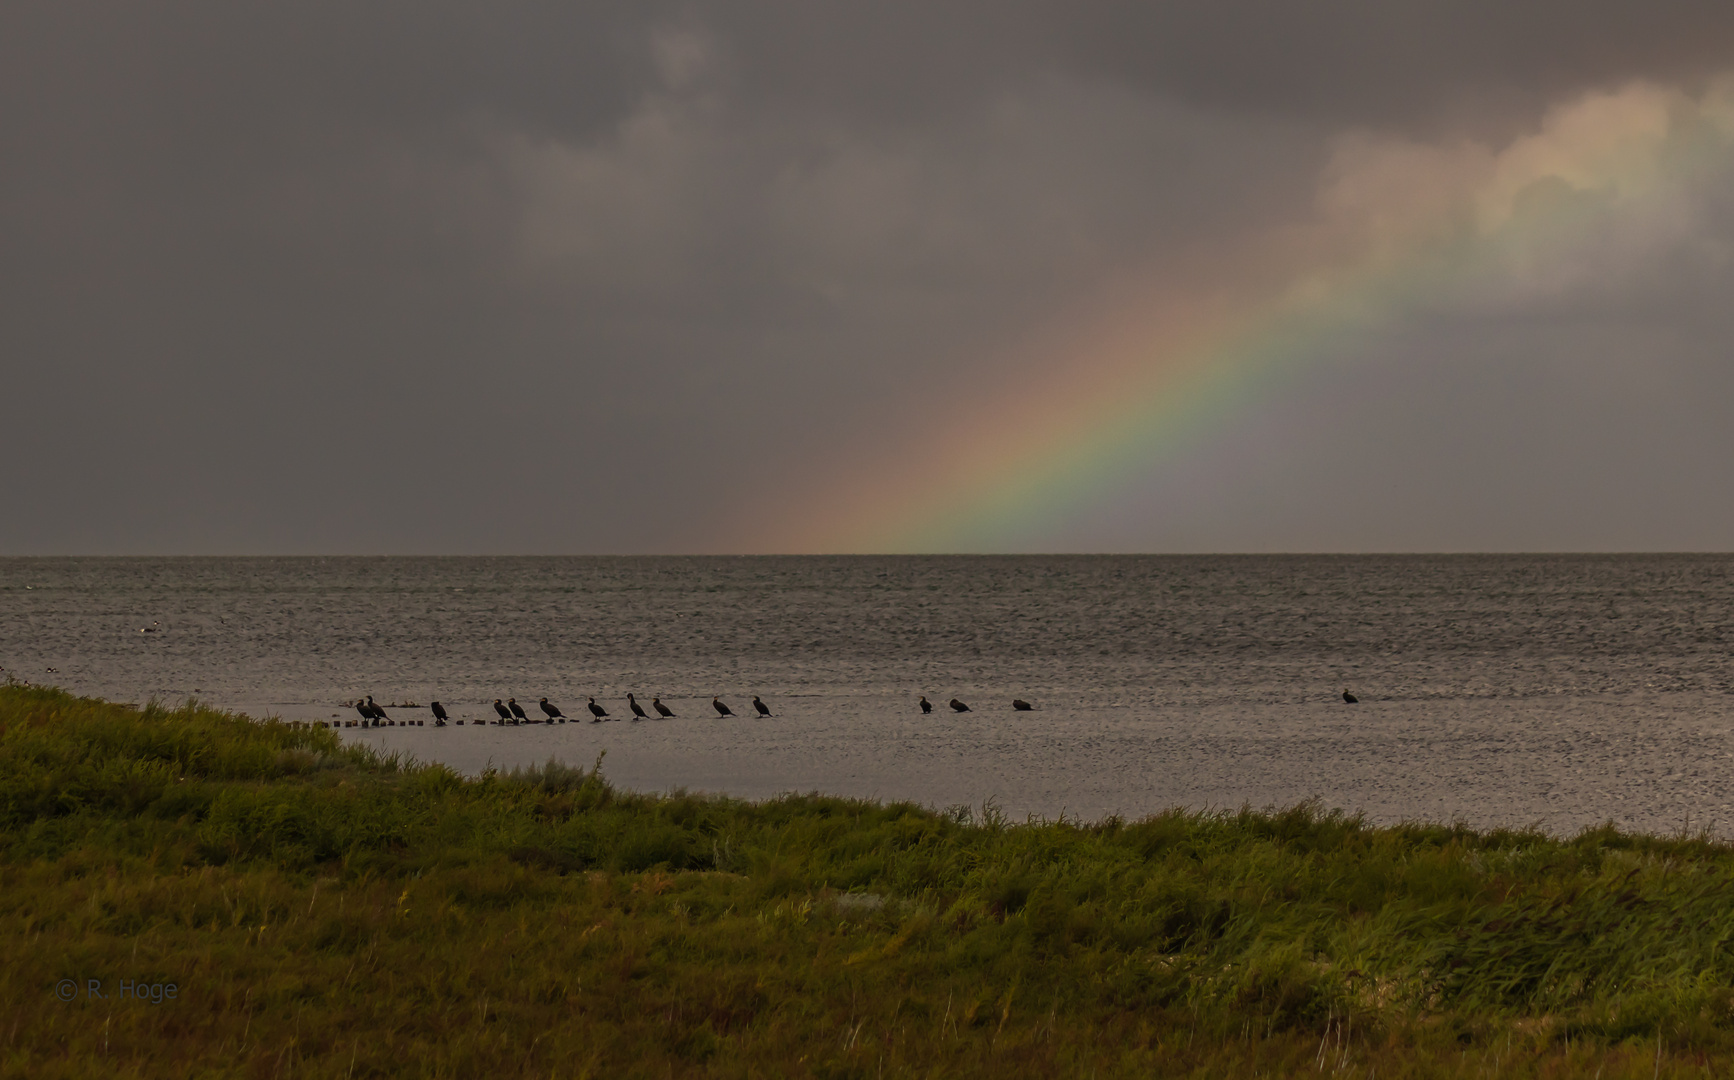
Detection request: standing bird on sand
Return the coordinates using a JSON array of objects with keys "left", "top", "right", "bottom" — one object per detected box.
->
[
  {"left": 354, "top": 700, "right": 374, "bottom": 726},
  {"left": 539, "top": 698, "right": 565, "bottom": 722},
  {"left": 493, "top": 699, "right": 513, "bottom": 724},
  {"left": 431, "top": 701, "right": 448, "bottom": 725},
  {"left": 1342, "top": 689, "right": 1358, "bottom": 704},
  {"left": 919, "top": 696, "right": 932, "bottom": 714},
  {"left": 653, "top": 697, "right": 675, "bottom": 718},
  {"left": 949, "top": 698, "right": 970, "bottom": 712},
  {"left": 1012, "top": 699, "right": 1033, "bottom": 711},
  {"left": 368, "top": 696, "right": 390, "bottom": 725},
  {"left": 627, "top": 694, "right": 649, "bottom": 720},
  {"left": 713, "top": 698, "right": 734, "bottom": 717},
  {"left": 587, "top": 697, "right": 609, "bottom": 722},
  {"left": 752, "top": 696, "right": 771, "bottom": 716},
  {"left": 508, "top": 698, "right": 529, "bottom": 723}
]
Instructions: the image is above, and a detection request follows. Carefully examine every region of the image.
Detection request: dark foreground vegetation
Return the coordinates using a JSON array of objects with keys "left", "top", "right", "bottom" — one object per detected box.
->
[{"left": 5, "top": 686, "right": 1734, "bottom": 1077}]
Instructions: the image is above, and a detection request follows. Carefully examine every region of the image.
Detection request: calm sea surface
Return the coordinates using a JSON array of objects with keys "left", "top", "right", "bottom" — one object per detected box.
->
[{"left": 4, "top": 555, "right": 1733, "bottom": 834}]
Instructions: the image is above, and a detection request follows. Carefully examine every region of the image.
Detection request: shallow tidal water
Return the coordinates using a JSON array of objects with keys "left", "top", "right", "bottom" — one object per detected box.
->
[{"left": 4, "top": 555, "right": 1733, "bottom": 835}]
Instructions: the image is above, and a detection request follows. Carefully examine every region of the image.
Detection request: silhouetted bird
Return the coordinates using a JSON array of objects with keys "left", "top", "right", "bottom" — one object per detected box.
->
[
  {"left": 753, "top": 696, "right": 771, "bottom": 716},
  {"left": 1012, "top": 699, "right": 1033, "bottom": 711},
  {"left": 1342, "top": 689, "right": 1358, "bottom": 704},
  {"left": 587, "top": 697, "right": 609, "bottom": 721},
  {"left": 431, "top": 701, "right": 448, "bottom": 725},
  {"left": 919, "top": 696, "right": 932, "bottom": 714},
  {"left": 949, "top": 699, "right": 970, "bottom": 712},
  {"left": 367, "top": 696, "right": 389, "bottom": 725},
  {"left": 355, "top": 701, "right": 373, "bottom": 725},
  {"left": 713, "top": 698, "right": 734, "bottom": 717},
  {"left": 493, "top": 699, "right": 512, "bottom": 724},
  {"left": 653, "top": 697, "right": 675, "bottom": 718},
  {"left": 627, "top": 694, "right": 648, "bottom": 719},
  {"left": 508, "top": 698, "right": 529, "bottom": 723},
  {"left": 539, "top": 698, "right": 565, "bottom": 722}
]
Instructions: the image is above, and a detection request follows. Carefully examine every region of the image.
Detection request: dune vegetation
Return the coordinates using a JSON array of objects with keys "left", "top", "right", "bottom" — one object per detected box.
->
[{"left": 5, "top": 684, "right": 1734, "bottom": 1077}]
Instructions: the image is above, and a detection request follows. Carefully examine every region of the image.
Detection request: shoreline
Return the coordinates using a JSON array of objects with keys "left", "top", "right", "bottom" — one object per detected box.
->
[
  {"left": 28, "top": 683, "right": 1734, "bottom": 839},
  {"left": 221, "top": 689, "right": 1734, "bottom": 840}
]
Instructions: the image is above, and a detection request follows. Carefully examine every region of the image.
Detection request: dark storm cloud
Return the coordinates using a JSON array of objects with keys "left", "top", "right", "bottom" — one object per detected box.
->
[
  {"left": 719, "top": 1, "right": 1734, "bottom": 131},
  {"left": 2, "top": 2, "right": 1732, "bottom": 552},
  {"left": 11, "top": 2, "right": 1734, "bottom": 141}
]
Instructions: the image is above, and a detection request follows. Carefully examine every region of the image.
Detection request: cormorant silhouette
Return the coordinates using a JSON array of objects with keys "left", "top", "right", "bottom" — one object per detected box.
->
[
  {"left": 368, "top": 696, "right": 389, "bottom": 725},
  {"left": 587, "top": 697, "right": 609, "bottom": 721},
  {"left": 493, "top": 699, "right": 512, "bottom": 724},
  {"left": 919, "top": 696, "right": 932, "bottom": 714},
  {"left": 355, "top": 700, "right": 373, "bottom": 725},
  {"left": 713, "top": 698, "right": 734, "bottom": 717},
  {"left": 539, "top": 698, "right": 565, "bottom": 722},
  {"left": 653, "top": 697, "right": 675, "bottom": 718},
  {"left": 508, "top": 698, "right": 529, "bottom": 723},
  {"left": 752, "top": 696, "right": 771, "bottom": 716},
  {"left": 1012, "top": 699, "right": 1033, "bottom": 711},
  {"left": 627, "top": 693, "right": 648, "bottom": 719},
  {"left": 431, "top": 701, "right": 448, "bottom": 725},
  {"left": 949, "top": 698, "right": 970, "bottom": 712},
  {"left": 1342, "top": 689, "right": 1358, "bottom": 704}
]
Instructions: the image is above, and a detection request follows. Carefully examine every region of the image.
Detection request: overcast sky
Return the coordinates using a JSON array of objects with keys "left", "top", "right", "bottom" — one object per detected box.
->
[{"left": 4, "top": 2, "right": 1734, "bottom": 554}]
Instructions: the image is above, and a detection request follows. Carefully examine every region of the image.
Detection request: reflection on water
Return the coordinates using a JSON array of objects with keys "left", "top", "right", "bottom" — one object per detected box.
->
[{"left": 3, "top": 555, "right": 1732, "bottom": 833}]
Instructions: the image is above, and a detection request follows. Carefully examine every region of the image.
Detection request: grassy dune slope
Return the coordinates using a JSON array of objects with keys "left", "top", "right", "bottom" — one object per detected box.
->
[{"left": 4, "top": 684, "right": 1734, "bottom": 1077}]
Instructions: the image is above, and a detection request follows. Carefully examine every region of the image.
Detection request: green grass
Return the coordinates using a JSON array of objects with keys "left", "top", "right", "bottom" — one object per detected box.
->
[{"left": 5, "top": 684, "right": 1734, "bottom": 1076}]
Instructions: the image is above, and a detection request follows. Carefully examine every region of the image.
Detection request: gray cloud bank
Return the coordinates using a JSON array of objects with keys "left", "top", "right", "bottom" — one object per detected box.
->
[{"left": 4, "top": 2, "right": 1733, "bottom": 552}]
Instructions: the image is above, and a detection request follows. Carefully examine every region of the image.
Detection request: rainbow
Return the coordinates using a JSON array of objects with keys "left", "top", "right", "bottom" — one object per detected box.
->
[{"left": 748, "top": 80, "right": 1734, "bottom": 553}]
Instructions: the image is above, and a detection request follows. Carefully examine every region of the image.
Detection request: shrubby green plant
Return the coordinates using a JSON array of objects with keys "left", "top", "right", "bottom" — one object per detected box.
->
[{"left": 3, "top": 684, "right": 1733, "bottom": 1076}]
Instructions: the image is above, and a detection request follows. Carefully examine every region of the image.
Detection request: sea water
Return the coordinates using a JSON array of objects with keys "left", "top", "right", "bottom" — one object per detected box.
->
[{"left": 3, "top": 555, "right": 1732, "bottom": 834}]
